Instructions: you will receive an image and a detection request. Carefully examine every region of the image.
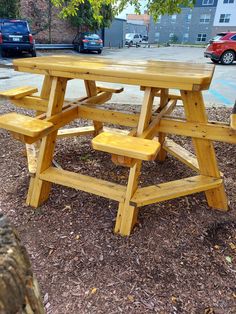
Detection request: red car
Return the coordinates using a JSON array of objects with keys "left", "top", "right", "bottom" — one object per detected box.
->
[{"left": 204, "top": 32, "right": 236, "bottom": 65}]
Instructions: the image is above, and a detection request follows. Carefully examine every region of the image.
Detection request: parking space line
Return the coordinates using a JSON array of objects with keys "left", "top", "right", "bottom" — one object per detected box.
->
[
  {"left": 215, "top": 79, "right": 236, "bottom": 90},
  {"left": 208, "top": 89, "right": 232, "bottom": 106}
]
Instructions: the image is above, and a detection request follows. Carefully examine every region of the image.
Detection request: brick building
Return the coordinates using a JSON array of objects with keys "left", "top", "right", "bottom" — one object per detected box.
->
[{"left": 20, "top": 0, "right": 78, "bottom": 43}]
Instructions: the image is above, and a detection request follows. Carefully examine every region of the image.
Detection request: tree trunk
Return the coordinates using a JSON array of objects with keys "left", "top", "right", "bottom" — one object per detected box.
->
[{"left": 0, "top": 213, "right": 44, "bottom": 314}]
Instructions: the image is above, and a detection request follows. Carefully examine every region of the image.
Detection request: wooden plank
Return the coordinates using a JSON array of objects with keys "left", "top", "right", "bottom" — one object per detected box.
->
[
  {"left": 131, "top": 175, "right": 223, "bottom": 207},
  {"left": 78, "top": 105, "right": 139, "bottom": 127},
  {"left": 53, "top": 125, "right": 130, "bottom": 139},
  {"left": 181, "top": 90, "right": 228, "bottom": 211},
  {"left": 11, "top": 96, "right": 48, "bottom": 112},
  {"left": 137, "top": 88, "right": 154, "bottom": 134},
  {"left": 230, "top": 102, "right": 236, "bottom": 130},
  {"left": 97, "top": 86, "right": 124, "bottom": 94},
  {"left": 84, "top": 91, "right": 112, "bottom": 106},
  {"left": 23, "top": 95, "right": 126, "bottom": 143},
  {"left": 22, "top": 104, "right": 78, "bottom": 144},
  {"left": 36, "top": 75, "right": 53, "bottom": 117},
  {"left": 39, "top": 167, "right": 126, "bottom": 202},
  {"left": 13, "top": 66, "right": 212, "bottom": 92},
  {"left": 157, "top": 118, "right": 236, "bottom": 145},
  {"left": 163, "top": 138, "right": 199, "bottom": 172},
  {"left": 27, "top": 77, "right": 68, "bottom": 207},
  {"left": 92, "top": 132, "right": 160, "bottom": 161},
  {"left": 117, "top": 87, "right": 155, "bottom": 236},
  {"left": 57, "top": 126, "right": 95, "bottom": 138},
  {"left": 13, "top": 56, "right": 215, "bottom": 91},
  {"left": 141, "top": 98, "right": 177, "bottom": 139},
  {"left": 0, "top": 86, "right": 38, "bottom": 99},
  {"left": 156, "top": 92, "right": 182, "bottom": 100},
  {"left": 84, "top": 80, "right": 103, "bottom": 135},
  {"left": 40, "top": 76, "right": 53, "bottom": 99},
  {"left": 26, "top": 143, "right": 40, "bottom": 174},
  {"left": 231, "top": 115, "right": 236, "bottom": 130},
  {"left": 103, "top": 127, "right": 130, "bottom": 135},
  {"left": 0, "top": 113, "right": 53, "bottom": 137},
  {"left": 157, "top": 88, "right": 169, "bottom": 161}
]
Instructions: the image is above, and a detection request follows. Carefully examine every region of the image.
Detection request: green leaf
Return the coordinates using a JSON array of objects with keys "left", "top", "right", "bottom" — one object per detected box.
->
[{"left": 51, "top": 0, "right": 196, "bottom": 24}]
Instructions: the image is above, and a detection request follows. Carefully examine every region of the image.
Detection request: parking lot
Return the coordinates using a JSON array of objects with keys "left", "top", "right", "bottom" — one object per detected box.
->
[{"left": 0, "top": 46, "right": 235, "bottom": 106}]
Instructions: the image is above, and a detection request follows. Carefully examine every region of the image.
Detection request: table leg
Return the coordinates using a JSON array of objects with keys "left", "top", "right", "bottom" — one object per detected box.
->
[
  {"left": 84, "top": 80, "right": 103, "bottom": 135},
  {"left": 115, "top": 87, "right": 155, "bottom": 236},
  {"left": 25, "top": 76, "right": 53, "bottom": 176},
  {"left": 181, "top": 90, "right": 228, "bottom": 211},
  {"left": 26, "top": 76, "right": 53, "bottom": 203},
  {"left": 157, "top": 88, "right": 168, "bottom": 161},
  {"left": 26, "top": 77, "right": 67, "bottom": 207}
]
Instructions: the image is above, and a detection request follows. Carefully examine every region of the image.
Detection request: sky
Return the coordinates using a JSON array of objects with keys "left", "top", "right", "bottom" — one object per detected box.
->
[
  {"left": 116, "top": 1, "right": 147, "bottom": 19},
  {"left": 116, "top": 6, "right": 137, "bottom": 19}
]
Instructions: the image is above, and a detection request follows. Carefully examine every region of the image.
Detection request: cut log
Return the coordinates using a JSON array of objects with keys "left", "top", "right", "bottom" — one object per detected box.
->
[{"left": 0, "top": 213, "right": 44, "bottom": 314}]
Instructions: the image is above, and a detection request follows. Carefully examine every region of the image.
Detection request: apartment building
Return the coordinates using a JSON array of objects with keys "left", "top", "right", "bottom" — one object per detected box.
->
[
  {"left": 153, "top": 0, "right": 218, "bottom": 44},
  {"left": 212, "top": 0, "right": 236, "bottom": 34}
]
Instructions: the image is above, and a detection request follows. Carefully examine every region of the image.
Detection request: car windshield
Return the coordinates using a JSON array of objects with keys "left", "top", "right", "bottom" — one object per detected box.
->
[
  {"left": 1, "top": 22, "right": 28, "bottom": 34},
  {"left": 84, "top": 34, "right": 100, "bottom": 39}
]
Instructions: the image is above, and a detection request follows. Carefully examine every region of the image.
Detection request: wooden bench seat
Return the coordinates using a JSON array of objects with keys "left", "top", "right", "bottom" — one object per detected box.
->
[
  {"left": 92, "top": 132, "right": 160, "bottom": 161},
  {"left": 0, "top": 86, "right": 38, "bottom": 99},
  {"left": 0, "top": 113, "right": 53, "bottom": 137}
]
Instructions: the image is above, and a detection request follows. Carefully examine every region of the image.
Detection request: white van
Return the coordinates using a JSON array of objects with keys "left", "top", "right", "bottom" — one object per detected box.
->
[{"left": 125, "top": 33, "right": 143, "bottom": 46}]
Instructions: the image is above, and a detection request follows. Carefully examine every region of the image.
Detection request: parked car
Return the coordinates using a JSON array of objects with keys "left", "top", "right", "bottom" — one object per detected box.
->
[
  {"left": 73, "top": 32, "right": 103, "bottom": 54},
  {"left": 0, "top": 19, "right": 36, "bottom": 58},
  {"left": 204, "top": 32, "right": 236, "bottom": 65},
  {"left": 125, "top": 33, "right": 143, "bottom": 46},
  {"left": 142, "top": 35, "right": 148, "bottom": 42}
]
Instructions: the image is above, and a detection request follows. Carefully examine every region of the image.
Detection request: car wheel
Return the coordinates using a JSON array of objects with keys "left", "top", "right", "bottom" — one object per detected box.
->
[
  {"left": 211, "top": 59, "right": 219, "bottom": 64},
  {"left": 31, "top": 50, "right": 37, "bottom": 57},
  {"left": 97, "top": 49, "right": 102, "bottom": 54},
  {"left": 78, "top": 45, "right": 84, "bottom": 53},
  {"left": 220, "top": 50, "right": 235, "bottom": 65}
]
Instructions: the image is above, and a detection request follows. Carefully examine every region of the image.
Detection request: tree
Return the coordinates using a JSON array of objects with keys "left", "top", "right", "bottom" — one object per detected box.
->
[
  {"left": 0, "top": 0, "right": 19, "bottom": 19},
  {"left": 69, "top": 0, "right": 113, "bottom": 32},
  {"left": 52, "top": 0, "right": 195, "bottom": 23},
  {"left": 24, "top": 0, "right": 53, "bottom": 43}
]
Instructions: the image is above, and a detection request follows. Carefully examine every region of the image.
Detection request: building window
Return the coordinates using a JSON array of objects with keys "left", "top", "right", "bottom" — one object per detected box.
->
[
  {"left": 169, "top": 33, "right": 174, "bottom": 39},
  {"left": 219, "top": 14, "right": 231, "bottom": 23},
  {"left": 186, "top": 14, "right": 192, "bottom": 22},
  {"left": 171, "top": 14, "right": 177, "bottom": 22},
  {"left": 202, "top": 0, "right": 214, "bottom": 4},
  {"left": 197, "top": 33, "right": 207, "bottom": 42},
  {"left": 155, "top": 32, "right": 160, "bottom": 42},
  {"left": 157, "top": 16, "right": 161, "bottom": 23},
  {"left": 200, "top": 14, "right": 211, "bottom": 23},
  {"left": 223, "top": 0, "right": 234, "bottom": 3},
  {"left": 183, "top": 33, "right": 189, "bottom": 42}
]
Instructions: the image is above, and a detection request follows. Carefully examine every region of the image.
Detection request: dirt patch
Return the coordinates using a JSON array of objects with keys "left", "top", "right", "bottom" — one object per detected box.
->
[{"left": 0, "top": 103, "right": 236, "bottom": 314}]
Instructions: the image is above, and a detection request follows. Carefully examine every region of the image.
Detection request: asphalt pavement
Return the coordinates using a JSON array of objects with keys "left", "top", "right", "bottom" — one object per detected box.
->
[{"left": 0, "top": 46, "right": 235, "bottom": 106}]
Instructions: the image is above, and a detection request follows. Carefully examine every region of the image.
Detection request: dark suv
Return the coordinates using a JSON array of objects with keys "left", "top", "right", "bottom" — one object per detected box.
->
[{"left": 0, "top": 19, "right": 36, "bottom": 58}]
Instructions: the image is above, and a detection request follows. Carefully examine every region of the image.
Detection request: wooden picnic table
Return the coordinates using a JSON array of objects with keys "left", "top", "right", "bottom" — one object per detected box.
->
[{"left": 1, "top": 55, "right": 235, "bottom": 236}]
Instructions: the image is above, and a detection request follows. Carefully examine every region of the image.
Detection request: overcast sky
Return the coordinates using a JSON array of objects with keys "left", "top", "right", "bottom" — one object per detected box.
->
[{"left": 116, "top": 1, "right": 147, "bottom": 19}]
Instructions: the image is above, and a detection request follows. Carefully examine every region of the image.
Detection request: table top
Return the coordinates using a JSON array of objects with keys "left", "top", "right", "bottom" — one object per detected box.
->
[{"left": 13, "top": 55, "right": 215, "bottom": 91}]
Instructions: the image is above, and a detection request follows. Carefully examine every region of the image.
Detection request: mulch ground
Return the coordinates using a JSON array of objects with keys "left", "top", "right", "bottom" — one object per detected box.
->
[{"left": 0, "top": 102, "right": 236, "bottom": 314}]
